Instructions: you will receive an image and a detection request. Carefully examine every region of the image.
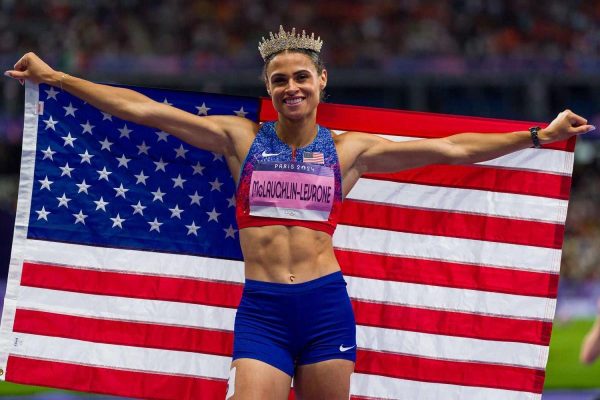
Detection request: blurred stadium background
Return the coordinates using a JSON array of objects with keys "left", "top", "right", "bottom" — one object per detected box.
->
[{"left": 1, "top": 0, "right": 600, "bottom": 398}]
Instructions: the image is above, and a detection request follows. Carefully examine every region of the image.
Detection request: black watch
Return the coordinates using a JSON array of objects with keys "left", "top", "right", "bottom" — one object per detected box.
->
[{"left": 529, "top": 126, "right": 542, "bottom": 148}]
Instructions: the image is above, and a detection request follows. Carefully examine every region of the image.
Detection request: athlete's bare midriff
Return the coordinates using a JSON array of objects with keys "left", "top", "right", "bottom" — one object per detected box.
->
[{"left": 239, "top": 225, "right": 340, "bottom": 284}]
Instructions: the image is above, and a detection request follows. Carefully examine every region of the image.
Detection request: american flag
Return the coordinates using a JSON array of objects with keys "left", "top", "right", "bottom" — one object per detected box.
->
[
  {"left": 0, "top": 82, "right": 573, "bottom": 399},
  {"left": 302, "top": 151, "right": 324, "bottom": 164}
]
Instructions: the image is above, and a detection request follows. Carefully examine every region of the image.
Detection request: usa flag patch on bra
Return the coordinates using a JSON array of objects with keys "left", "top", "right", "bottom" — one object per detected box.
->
[{"left": 303, "top": 151, "right": 324, "bottom": 164}]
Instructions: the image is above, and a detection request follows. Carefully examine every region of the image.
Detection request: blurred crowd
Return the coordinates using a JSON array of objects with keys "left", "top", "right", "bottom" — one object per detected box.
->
[
  {"left": 2, "top": 0, "right": 600, "bottom": 74},
  {"left": 563, "top": 163, "right": 600, "bottom": 281}
]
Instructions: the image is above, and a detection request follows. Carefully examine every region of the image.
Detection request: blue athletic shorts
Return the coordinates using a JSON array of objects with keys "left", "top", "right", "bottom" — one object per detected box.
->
[{"left": 232, "top": 271, "right": 357, "bottom": 377}]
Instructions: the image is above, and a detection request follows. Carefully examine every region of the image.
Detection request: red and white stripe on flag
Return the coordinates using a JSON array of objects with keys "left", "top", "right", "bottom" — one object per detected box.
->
[{"left": 0, "top": 84, "right": 573, "bottom": 400}]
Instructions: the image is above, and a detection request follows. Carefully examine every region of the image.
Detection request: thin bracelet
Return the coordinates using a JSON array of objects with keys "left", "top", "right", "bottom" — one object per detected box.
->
[{"left": 59, "top": 73, "right": 68, "bottom": 91}]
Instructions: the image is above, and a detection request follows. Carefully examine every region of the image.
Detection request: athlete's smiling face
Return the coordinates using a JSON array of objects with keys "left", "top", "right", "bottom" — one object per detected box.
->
[{"left": 265, "top": 51, "right": 327, "bottom": 121}]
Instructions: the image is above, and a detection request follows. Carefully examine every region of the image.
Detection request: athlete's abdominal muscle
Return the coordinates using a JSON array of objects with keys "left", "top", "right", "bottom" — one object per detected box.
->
[{"left": 239, "top": 225, "right": 340, "bottom": 283}]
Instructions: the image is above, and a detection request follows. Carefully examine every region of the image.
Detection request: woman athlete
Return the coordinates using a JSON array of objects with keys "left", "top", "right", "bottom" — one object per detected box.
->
[{"left": 5, "top": 27, "right": 595, "bottom": 400}]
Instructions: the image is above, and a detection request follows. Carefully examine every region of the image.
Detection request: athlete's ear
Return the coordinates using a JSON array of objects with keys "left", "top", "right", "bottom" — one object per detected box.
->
[{"left": 319, "top": 68, "right": 327, "bottom": 91}]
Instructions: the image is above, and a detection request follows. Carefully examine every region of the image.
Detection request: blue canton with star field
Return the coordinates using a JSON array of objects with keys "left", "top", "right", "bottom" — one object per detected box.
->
[{"left": 29, "top": 84, "right": 260, "bottom": 261}]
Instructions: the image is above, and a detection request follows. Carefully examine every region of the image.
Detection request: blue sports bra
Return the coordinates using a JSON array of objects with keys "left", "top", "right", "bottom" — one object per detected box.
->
[{"left": 235, "top": 121, "right": 342, "bottom": 235}]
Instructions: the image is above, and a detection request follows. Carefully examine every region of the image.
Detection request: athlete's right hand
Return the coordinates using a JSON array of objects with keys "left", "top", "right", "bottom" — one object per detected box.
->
[{"left": 4, "top": 52, "right": 57, "bottom": 85}]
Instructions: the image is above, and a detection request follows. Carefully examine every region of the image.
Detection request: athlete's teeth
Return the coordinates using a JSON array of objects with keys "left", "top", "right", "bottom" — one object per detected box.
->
[{"left": 286, "top": 98, "right": 303, "bottom": 105}]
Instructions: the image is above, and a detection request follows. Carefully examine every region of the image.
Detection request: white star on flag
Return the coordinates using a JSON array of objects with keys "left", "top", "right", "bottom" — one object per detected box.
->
[
  {"left": 80, "top": 120, "right": 95, "bottom": 134},
  {"left": 116, "top": 154, "right": 131, "bottom": 168},
  {"left": 206, "top": 207, "right": 221, "bottom": 222},
  {"left": 188, "top": 191, "right": 203, "bottom": 206},
  {"left": 113, "top": 184, "right": 129, "bottom": 199},
  {"left": 56, "top": 193, "right": 71, "bottom": 208},
  {"left": 191, "top": 162, "right": 205, "bottom": 175},
  {"left": 154, "top": 158, "right": 168, "bottom": 172},
  {"left": 38, "top": 176, "right": 53, "bottom": 191},
  {"left": 169, "top": 205, "right": 184, "bottom": 219},
  {"left": 45, "top": 86, "right": 59, "bottom": 100},
  {"left": 226, "top": 195, "right": 236, "bottom": 208},
  {"left": 151, "top": 187, "right": 166, "bottom": 202},
  {"left": 110, "top": 214, "right": 126, "bottom": 229},
  {"left": 174, "top": 144, "right": 189, "bottom": 159},
  {"left": 131, "top": 201, "right": 146, "bottom": 216},
  {"left": 93, "top": 197, "right": 109, "bottom": 212},
  {"left": 212, "top": 152, "right": 224, "bottom": 162},
  {"left": 136, "top": 141, "right": 151, "bottom": 155},
  {"left": 101, "top": 112, "right": 113, "bottom": 121},
  {"left": 162, "top": 98, "right": 172, "bottom": 106},
  {"left": 78, "top": 149, "right": 94, "bottom": 164},
  {"left": 155, "top": 131, "right": 169, "bottom": 142},
  {"left": 41, "top": 146, "right": 56, "bottom": 160},
  {"left": 72, "top": 210, "right": 88, "bottom": 225},
  {"left": 97, "top": 167, "right": 112, "bottom": 181},
  {"left": 185, "top": 221, "right": 200, "bottom": 236},
  {"left": 224, "top": 224, "right": 238, "bottom": 239},
  {"left": 61, "top": 132, "right": 77, "bottom": 147},
  {"left": 99, "top": 137, "right": 114, "bottom": 151},
  {"left": 63, "top": 102, "right": 78, "bottom": 117},
  {"left": 195, "top": 102, "right": 211, "bottom": 115},
  {"left": 172, "top": 174, "right": 186, "bottom": 189},
  {"left": 118, "top": 124, "right": 132, "bottom": 138},
  {"left": 134, "top": 170, "right": 149, "bottom": 185},
  {"left": 234, "top": 106, "right": 248, "bottom": 117},
  {"left": 35, "top": 206, "right": 51, "bottom": 221},
  {"left": 209, "top": 178, "right": 223, "bottom": 192},
  {"left": 59, "top": 163, "right": 75, "bottom": 177},
  {"left": 148, "top": 218, "right": 163, "bottom": 232},
  {"left": 76, "top": 179, "right": 91, "bottom": 194},
  {"left": 44, "top": 116, "right": 58, "bottom": 131}
]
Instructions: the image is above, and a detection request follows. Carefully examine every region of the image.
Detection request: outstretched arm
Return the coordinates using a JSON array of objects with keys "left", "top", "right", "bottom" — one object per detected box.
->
[
  {"left": 581, "top": 301, "right": 600, "bottom": 365},
  {"left": 4, "top": 52, "right": 256, "bottom": 159},
  {"left": 343, "top": 110, "right": 594, "bottom": 176}
]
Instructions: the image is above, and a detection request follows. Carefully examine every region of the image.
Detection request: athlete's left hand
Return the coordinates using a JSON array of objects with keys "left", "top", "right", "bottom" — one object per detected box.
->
[{"left": 540, "top": 109, "right": 595, "bottom": 144}]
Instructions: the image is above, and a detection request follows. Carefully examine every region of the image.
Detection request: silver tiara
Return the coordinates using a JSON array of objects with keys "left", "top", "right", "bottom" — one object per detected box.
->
[{"left": 258, "top": 25, "right": 323, "bottom": 61}]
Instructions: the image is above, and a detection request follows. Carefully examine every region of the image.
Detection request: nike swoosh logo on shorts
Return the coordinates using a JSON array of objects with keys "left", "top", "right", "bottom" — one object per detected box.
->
[
  {"left": 339, "top": 344, "right": 355, "bottom": 352},
  {"left": 261, "top": 151, "right": 281, "bottom": 157}
]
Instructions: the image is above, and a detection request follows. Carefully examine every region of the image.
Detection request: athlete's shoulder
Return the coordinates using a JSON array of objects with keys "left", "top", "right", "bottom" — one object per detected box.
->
[
  {"left": 207, "top": 115, "right": 260, "bottom": 135},
  {"left": 333, "top": 131, "right": 387, "bottom": 165},
  {"left": 333, "top": 130, "right": 375, "bottom": 146}
]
